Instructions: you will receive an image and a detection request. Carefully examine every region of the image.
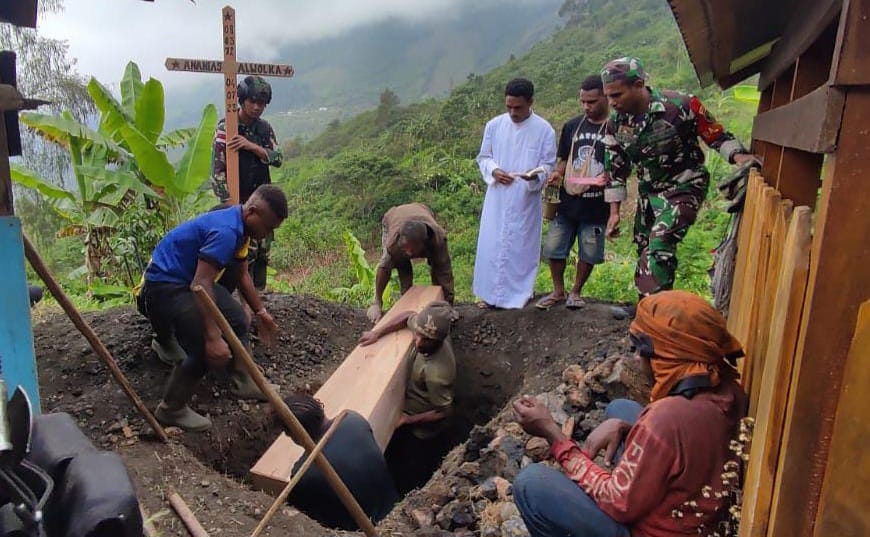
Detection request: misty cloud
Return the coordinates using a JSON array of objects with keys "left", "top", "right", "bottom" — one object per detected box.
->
[{"left": 38, "top": 0, "right": 546, "bottom": 91}]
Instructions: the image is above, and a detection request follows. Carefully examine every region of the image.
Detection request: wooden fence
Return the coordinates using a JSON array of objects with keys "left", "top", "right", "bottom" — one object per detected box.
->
[{"left": 729, "top": 171, "right": 814, "bottom": 537}]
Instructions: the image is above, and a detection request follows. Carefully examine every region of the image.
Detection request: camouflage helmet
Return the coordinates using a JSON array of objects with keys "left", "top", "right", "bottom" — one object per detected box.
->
[{"left": 237, "top": 75, "right": 272, "bottom": 104}]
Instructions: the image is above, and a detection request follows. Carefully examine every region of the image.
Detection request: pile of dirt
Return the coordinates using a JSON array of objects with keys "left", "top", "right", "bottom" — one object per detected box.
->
[{"left": 31, "top": 294, "right": 638, "bottom": 536}]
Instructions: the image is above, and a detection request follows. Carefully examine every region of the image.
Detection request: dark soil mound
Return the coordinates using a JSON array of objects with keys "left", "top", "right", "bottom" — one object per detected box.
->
[{"left": 32, "top": 294, "right": 634, "bottom": 536}]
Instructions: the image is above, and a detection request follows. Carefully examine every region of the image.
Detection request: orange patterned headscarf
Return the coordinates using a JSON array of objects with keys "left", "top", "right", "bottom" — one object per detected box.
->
[{"left": 630, "top": 290, "right": 743, "bottom": 401}]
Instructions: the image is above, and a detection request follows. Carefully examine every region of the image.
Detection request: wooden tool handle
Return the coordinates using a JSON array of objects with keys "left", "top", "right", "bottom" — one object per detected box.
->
[{"left": 192, "top": 286, "right": 377, "bottom": 536}]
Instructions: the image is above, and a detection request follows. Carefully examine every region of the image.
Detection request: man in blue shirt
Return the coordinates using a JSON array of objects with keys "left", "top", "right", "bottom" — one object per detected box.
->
[{"left": 137, "top": 185, "right": 288, "bottom": 431}]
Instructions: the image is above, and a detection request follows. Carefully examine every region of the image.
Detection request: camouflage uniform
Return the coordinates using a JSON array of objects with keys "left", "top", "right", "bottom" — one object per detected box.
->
[
  {"left": 602, "top": 59, "right": 747, "bottom": 296},
  {"left": 210, "top": 116, "right": 282, "bottom": 289}
]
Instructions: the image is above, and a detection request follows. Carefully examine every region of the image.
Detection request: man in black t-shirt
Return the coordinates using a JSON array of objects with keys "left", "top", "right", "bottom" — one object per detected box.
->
[
  {"left": 280, "top": 394, "right": 399, "bottom": 530},
  {"left": 536, "top": 75, "right": 621, "bottom": 310}
]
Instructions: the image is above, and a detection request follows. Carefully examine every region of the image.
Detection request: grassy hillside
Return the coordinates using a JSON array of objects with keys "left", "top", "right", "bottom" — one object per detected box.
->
[{"left": 267, "top": 0, "right": 757, "bottom": 307}]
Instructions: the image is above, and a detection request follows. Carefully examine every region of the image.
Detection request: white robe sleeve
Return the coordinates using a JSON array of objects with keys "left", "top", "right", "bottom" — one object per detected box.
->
[
  {"left": 476, "top": 121, "right": 499, "bottom": 186},
  {"left": 524, "top": 123, "right": 557, "bottom": 193}
]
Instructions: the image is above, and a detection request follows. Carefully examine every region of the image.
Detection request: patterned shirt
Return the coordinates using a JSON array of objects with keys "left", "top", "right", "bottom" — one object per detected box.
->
[
  {"left": 604, "top": 88, "right": 746, "bottom": 201},
  {"left": 211, "top": 117, "right": 282, "bottom": 203}
]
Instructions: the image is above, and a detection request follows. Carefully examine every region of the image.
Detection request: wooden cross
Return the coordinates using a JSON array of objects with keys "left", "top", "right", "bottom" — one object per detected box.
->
[{"left": 165, "top": 5, "right": 294, "bottom": 204}]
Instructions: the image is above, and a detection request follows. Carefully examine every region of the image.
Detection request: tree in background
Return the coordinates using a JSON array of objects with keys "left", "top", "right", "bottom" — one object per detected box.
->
[{"left": 1, "top": 0, "right": 96, "bottom": 256}]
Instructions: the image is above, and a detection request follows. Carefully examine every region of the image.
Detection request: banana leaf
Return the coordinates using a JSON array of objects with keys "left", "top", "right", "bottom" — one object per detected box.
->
[
  {"left": 173, "top": 104, "right": 217, "bottom": 194},
  {"left": 120, "top": 62, "right": 144, "bottom": 117},
  {"left": 135, "top": 78, "right": 165, "bottom": 144}
]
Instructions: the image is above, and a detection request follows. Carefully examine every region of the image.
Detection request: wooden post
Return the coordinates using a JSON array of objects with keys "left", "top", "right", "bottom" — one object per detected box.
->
[
  {"left": 22, "top": 233, "right": 169, "bottom": 442},
  {"left": 169, "top": 491, "right": 210, "bottom": 537},
  {"left": 165, "top": 5, "right": 295, "bottom": 204},
  {"left": 251, "top": 410, "right": 349, "bottom": 537},
  {"left": 222, "top": 7, "right": 240, "bottom": 205},
  {"left": 191, "top": 285, "right": 378, "bottom": 537}
]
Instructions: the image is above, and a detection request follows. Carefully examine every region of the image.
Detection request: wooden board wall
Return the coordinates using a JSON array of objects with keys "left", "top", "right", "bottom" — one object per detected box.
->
[{"left": 812, "top": 299, "right": 870, "bottom": 537}]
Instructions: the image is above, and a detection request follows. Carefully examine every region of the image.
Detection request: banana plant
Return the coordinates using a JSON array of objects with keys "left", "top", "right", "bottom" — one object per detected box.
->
[
  {"left": 12, "top": 111, "right": 157, "bottom": 283},
  {"left": 87, "top": 62, "right": 218, "bottom": 226}
]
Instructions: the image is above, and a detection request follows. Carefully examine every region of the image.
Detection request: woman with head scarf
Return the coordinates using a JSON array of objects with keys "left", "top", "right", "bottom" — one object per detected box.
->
[{"left": 512, "top": 290, "right": 749, "bottom": 537}]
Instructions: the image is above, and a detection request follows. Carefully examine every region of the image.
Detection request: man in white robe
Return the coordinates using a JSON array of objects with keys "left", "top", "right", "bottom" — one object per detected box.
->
[{"left": 474, "top": 78, "right": 557, "bottom": 309}]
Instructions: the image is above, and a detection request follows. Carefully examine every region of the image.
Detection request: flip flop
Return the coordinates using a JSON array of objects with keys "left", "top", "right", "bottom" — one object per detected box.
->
[
  {"left": 566, "top": 295, "right": 586, "bottom": 310},
  {"left": 477, "top": 301, "right": 496, "bottom": 310},
  {"left": 535, "top": 294, "right": 565, "bottom": 310}
]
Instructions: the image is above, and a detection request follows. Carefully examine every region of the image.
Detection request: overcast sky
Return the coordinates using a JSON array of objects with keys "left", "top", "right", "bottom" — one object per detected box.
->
[{"left": 39, "top": 0, "right": 529, "bottom": 92}]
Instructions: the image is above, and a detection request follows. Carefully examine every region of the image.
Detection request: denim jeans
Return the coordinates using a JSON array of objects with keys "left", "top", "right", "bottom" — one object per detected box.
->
[{"left": 513, "top": 399, "right": 643, "bottom": 537}]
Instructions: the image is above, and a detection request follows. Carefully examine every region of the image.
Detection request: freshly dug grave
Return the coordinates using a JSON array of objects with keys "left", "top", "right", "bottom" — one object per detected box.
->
[{"left": 31, "top": 294, "right": 639, "bottom": 536}]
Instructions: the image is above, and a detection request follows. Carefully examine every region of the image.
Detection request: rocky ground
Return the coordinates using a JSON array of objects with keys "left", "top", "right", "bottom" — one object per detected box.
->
[{"left": 31, "top": 293, "right": 644, "bottom": 536}]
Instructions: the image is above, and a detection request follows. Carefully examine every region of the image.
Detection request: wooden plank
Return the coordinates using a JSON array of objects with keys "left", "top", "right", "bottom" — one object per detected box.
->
[
  {"left": 830, "top": 0, "right": 870, "bottom": 85},
  {"left": 165, "top": 58, "right": 294, "bottom": 77},
  {"left": 758, "top": 0, "right": 841, "bottom": 90},
  {"left": 813, "top": 299, "right": 870, "bottom": 537},
  {"left": 752, "top": 85, "right": 846, "bottom": 154},
  {"left": 741, "top": 187, "right": 779, "bottom": 402},
  {"left": 727, "top": 172, "right": 760, "bottom": 337},
  {"left": 748, "top": 197, "right": 792, "bottom": 415},
  {"left": 767, "top": 88, "right": 870, "bottom": 537},
  {"left": 728, "top": 172, "right": 763, "bottom": 341},
  {"left": 738, "top": 207, "right": 812, "bottom": 537},
  {"left": 250, "top": 285, "right": 445, "bottom": 494}
]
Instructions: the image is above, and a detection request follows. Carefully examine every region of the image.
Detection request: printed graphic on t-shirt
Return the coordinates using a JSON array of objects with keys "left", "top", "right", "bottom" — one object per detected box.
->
[{"left": 572, "top": 144, "right": 605, "bottom": 178}]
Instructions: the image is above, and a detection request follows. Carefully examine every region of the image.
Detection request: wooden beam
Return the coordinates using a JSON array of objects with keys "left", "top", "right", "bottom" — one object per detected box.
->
[
  {"left": 250, "top": 285, "right": 445, "bottom": 494},
  {"left": 759, "top": 69, "right": 793, "bottom": 183},
  {"left": 812, "top": 299, "right": 870, "bottom": 537},
  {"left": 759, "top": 0, "right": 841, "bottom": 90},
  {"left": 752, "top": 85, "right": 845, "bottom": 154},
  {"left": 767, "top": 87, "right": 870, "bottom": 537},
  {"left": 830, "top": 0, "right": 870, "bottom": 85},
  {"left": 738, "top": 207, "right": 812, "bottom": 537},
  {"left": 775, "top": 149, "right": 821, "bottom": 209}
]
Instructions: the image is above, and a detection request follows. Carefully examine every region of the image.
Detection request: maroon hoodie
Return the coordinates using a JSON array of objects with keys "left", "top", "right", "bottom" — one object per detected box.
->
[{"left": 550, "top": 380, "right": 748, "bottom": 537}]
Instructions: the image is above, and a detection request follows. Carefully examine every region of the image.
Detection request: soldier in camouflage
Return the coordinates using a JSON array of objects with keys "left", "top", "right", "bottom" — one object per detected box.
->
[
  {"left": 211, "top": 75, "right": 283, "bottom": 289},
  {"left": 600, "top": 57, "right": 758, "bottom": 299}
]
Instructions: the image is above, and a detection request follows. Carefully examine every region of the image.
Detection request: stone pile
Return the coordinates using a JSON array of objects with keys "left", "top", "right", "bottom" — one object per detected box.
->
[{"left": 393, "top": 353, "right": 651, "bottom": 537}]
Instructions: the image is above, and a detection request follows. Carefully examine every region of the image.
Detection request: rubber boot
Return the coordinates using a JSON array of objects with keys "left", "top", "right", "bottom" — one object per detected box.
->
[
  {"left": 229, "top": 362, "right": 278, "bottom": 402},
  {"left": 151, "top": 334, "right": 186, "bottom": 366},
  {"left": 155, "top": 367, "right": 212, "bottom": 432}
]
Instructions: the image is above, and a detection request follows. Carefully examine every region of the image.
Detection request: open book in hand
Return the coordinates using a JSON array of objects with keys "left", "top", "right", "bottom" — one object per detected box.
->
[{"left": 511, "top": 166, "right": 547, "bottom": 181}]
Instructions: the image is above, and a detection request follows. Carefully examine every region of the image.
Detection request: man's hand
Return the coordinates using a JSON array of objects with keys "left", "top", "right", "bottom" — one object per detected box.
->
[
  {"left": 606, "top": 213, "right": 621, "bottom": 240},
  {"left": 227, "top": 135, "right": 267, "bottom": 160},
  {"left": 204, "top": 336, "right": 232, "bottom": 369},
  {"left": 547, "top": 171, "right": 563, "bottom": 187},
  {"left": 493, "top": 169, "right": 515, "bottom": 186},
  {"left": 583, "top": 418, "right": 630, "bottom": 466},
  {"left": 588, "top": 174, "right": 609, "bottom": 188},
  {"left": 512, "top": 395, "right": 566, "bottom": 444},
  {"left": 733, "top": 153, "right": 761, "bottom": 168},
  {"left": 255, "top": 309, "right": 279, "bottom": 346},
  {"left": 366, "top": 303, "right": 383, "bottom": 324},
  {"left": 358, "top": 330, "right": 381, "bottom": 346}
]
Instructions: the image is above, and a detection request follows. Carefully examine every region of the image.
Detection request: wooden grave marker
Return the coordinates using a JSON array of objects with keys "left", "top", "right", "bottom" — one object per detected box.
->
[{"left": 165, "top": 5, "right": 294, "bottom": 204}]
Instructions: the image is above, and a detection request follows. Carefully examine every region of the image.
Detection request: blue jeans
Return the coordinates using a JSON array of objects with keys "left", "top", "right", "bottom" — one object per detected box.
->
[
  {"left": 513, "top": 399, "right": 643, "bottom": 537},
  {"left": 542, "top": 213, "right": 606, "bottom": 264}
]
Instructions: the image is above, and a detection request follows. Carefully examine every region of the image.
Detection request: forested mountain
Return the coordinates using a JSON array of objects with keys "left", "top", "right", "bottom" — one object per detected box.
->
[
  {"left": 268, "top": 0, "right": 757, "bottom": 305},
  {"left": 167, "top": 0, "right": 562, "bottom": 140}
]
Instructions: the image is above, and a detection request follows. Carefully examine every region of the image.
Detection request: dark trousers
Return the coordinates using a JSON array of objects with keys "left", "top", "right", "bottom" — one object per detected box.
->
[
  {"left": 138, "top": 280, "right": 249, "bottom": 378},
  {"left": 513, "top": 399, "right": 643, "bottom": 537}
]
